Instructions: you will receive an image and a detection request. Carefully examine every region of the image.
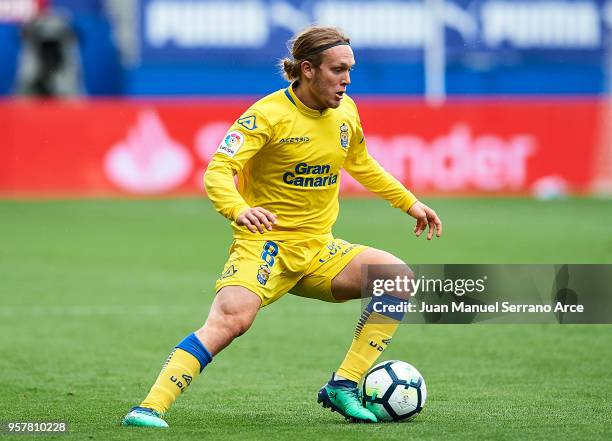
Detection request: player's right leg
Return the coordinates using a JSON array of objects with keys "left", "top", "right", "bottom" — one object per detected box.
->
[{"left": 121, "top": 286, "right": 260, "bottom": 428}]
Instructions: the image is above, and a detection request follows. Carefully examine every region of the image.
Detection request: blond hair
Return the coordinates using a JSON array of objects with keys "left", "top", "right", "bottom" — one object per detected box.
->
[{"left": 279, "top": 26, "right": 350, "bottom": 82}]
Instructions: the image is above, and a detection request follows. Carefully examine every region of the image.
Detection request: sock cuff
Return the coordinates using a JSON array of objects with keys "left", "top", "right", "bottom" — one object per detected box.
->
[
  {"left": 366, "top": 294, "right": 406, "bottom": 321},
  {"left": 329, "top": 378, "right": 358, "bottom": 388},
  {"left": 334, "top": 368, "right": 361, "bottom": 384},
  {"left": 176, "top": 333, "right": 212, "bottom": 372}
]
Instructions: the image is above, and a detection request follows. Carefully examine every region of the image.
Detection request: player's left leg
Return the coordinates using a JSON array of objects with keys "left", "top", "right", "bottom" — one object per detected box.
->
[
  {"left": 292, "top": 241, "right": 412, "bottom": 422},
  {"left": 330, "top": 248, "right": 412, "bottom": 382},
  {"left": 317, "top": 248, "right": 412, "bottom": 422}
]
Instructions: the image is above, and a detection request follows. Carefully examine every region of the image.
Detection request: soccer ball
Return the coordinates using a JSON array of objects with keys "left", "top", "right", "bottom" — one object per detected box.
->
[{"left": 362, "top": 360, "right": 427, "bottom": 422}]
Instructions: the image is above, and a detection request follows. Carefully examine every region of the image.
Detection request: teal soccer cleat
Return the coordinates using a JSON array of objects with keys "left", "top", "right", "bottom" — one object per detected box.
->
[
  {"left": 317, "top": 374, "right": 378, "bottom": 423},
  {"left": 121, "top": 407, "right": 168, "bottom": 428}
]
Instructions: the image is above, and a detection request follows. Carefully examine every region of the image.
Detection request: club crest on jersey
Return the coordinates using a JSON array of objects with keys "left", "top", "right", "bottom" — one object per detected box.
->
[
  {"left": 237, "top": 115, "right": 257, "bottom": 131},
  {"left": 217, "top": 131, "right": 244, "bottom": 157},
  {"left": 339, "top": 123, "right": 349, "bottom": 149},
  {"left": 257, "top": 263, "right": 271, "bottom": 286}
]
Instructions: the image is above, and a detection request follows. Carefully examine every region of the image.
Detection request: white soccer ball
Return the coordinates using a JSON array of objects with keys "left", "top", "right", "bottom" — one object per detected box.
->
[{"left": 362, "top": 360, "right": 427, "bottom": 422}]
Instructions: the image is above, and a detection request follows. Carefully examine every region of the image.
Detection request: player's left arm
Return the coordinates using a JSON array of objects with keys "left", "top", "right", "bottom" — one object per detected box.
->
[
  {"left": 343, "top": 112, "right": 442, "bottom": 240},
  {"left": 407, "top": 200, "right": 442, "bottom": 241}
]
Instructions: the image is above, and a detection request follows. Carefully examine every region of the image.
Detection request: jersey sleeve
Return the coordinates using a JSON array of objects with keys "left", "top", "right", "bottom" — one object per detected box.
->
[
  {"left": 343, "top": 113, "right": 418, "bottom": 212},
  {"left": 204, "top": 110, "right": 272, "bottom": 221}
]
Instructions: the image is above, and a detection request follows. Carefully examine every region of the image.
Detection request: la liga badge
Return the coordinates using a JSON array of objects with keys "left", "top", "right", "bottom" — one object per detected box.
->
[{"left": 217, "top": 131, "right": 245, "bottom": 157}]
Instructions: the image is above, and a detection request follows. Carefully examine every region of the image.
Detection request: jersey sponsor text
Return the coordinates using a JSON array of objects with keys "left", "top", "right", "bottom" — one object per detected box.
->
[{"left": 282, "top": 163, "right": 339, "bottom": 188}]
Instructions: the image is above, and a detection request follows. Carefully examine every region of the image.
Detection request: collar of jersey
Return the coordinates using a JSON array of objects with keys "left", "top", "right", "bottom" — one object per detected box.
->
[{"left": 286, "top": 83, "right": 331, "bottom": 119}]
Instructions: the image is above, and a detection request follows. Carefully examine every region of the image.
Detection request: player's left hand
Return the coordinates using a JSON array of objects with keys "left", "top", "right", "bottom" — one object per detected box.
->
[{"left": 408, "top": 201, "right": 442, "bottom": 240}]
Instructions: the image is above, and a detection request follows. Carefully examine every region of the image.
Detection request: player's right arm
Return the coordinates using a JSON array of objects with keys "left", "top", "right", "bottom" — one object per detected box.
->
[{"left": 204, "top": 112, "right": 277, "bottom": 234}]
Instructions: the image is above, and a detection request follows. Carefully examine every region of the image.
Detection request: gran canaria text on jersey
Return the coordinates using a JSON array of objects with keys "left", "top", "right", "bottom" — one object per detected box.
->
[{"left": 282, "top": 162, "right": 338, "bottom": 188}]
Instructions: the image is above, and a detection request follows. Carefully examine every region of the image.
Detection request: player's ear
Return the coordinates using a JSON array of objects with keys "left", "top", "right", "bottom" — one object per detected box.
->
[{"left": 301, "top": 60, "right": 315, "bottom": 80}]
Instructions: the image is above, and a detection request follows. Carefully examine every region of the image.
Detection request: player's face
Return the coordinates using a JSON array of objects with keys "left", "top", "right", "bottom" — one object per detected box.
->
[{"left": 311, "top": 45, "right": 355, "bottom": 109}]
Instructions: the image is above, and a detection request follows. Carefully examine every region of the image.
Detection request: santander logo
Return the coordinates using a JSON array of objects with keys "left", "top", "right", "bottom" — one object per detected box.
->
[
  {"left": 342, "top": 124, "right": 537, "bottom": 192},
  {"left": 104, "top": 110, "right": 193, "bottom": 194},
  {"left": 104, "top": 114, "right": 537, "bottom": 194}
]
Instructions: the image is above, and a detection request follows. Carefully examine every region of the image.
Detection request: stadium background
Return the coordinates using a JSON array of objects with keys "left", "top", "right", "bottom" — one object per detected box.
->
[{"left": 1, "top": 0, "right": 611, "bottom": 439}]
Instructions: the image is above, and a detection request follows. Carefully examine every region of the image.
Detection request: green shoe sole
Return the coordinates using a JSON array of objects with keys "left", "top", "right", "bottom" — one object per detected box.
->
[{"left": 122, "top": 408, "right": 168, "bottom": 428}]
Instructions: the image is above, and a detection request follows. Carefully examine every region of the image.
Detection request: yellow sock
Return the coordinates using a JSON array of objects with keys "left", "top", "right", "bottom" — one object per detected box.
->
[
  {"left": 140, "top": 348, "right": 200, "bottom": 414},
  {"left": 336, "top": 301, "right": 402, "bottom": 383},
  {"left": 139, "top": 333, "right": 212, "bottom": 414},
  {"left": 140, "top": 348, "right": 201, "bottom": 414}
]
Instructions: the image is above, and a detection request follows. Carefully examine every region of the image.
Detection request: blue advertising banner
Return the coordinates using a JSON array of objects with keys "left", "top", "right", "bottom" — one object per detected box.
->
[{"left": 137, "top": 0, "right": 612, "bottom": 64}]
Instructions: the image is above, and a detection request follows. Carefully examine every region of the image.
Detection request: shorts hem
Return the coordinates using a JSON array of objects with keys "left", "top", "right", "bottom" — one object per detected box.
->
[{"left": 291, "top": 244, "right": 369, "bottom": 303}]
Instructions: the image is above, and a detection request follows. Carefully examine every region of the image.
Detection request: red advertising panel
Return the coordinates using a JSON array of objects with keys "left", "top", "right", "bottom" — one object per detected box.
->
[
  {"left": 0, "top": 98, "right": 604, "bottom": 197},
  {"left": 0, "top": 0, "right": 45, "bottom": 22}
]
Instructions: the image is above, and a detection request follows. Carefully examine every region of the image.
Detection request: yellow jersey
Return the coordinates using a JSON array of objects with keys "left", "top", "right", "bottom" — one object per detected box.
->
[{"left": 204, "top": 84, "right": 418, "bottom": 240}]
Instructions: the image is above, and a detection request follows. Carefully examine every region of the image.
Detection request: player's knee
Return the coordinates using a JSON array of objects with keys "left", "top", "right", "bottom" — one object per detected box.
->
[
  {"left": 232, "top": 314, "right": 254, "bottom": 337},
  {"left": 208, "top": 286, "right": 260, "bottom": 339},
  {"left": 369, "top": 252, "right": 414, "bottom": 300},
  {"left": 379, "top": 260, "right": 414, "bottom": 281},
  {"left": 199, "top": 305, "right": 255, "bottom": 343},
  {"left": 198, "top": 314, "right": 246, "bottom": 343},
  {"left": 217, "top": 309, "right": 253, "bottom": 339}
]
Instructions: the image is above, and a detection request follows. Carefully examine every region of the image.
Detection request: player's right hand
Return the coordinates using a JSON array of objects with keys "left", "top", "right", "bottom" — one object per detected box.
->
[{"left": 236, "top": 207, "right": 277, "bottom": 234}]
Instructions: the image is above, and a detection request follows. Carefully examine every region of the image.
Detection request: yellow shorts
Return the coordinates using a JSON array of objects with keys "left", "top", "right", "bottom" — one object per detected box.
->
[{"left": 215, "top": 236, "right": 367, "bottom": 307}]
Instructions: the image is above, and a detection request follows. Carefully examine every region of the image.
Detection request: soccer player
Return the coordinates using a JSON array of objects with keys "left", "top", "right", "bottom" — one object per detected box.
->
[{"left": 122, "top": 25, "right": 441, "bottom": 427}]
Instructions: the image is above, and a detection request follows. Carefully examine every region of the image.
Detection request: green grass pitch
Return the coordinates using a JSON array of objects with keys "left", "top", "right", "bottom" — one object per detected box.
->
[{"left": 1, "top": 197, "right": 611, "bottom": 440}]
